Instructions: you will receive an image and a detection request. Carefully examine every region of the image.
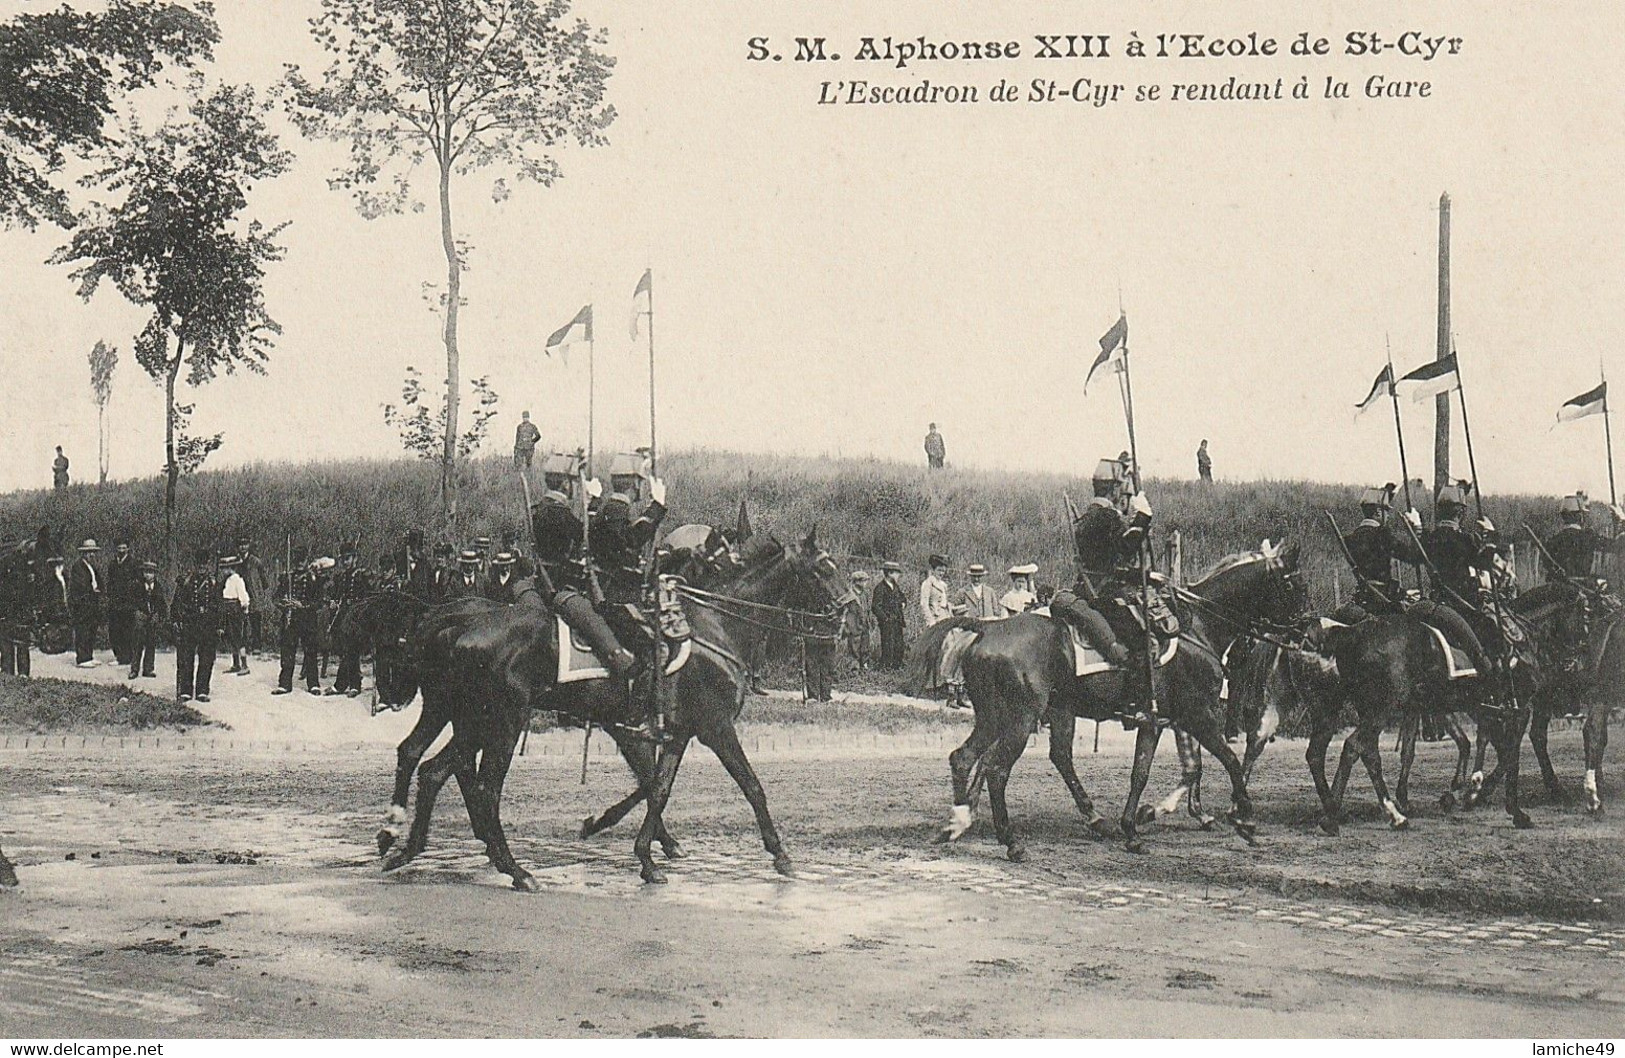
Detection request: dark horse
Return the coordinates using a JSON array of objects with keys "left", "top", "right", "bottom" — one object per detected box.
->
[
  {"left": 910, "top": 541, "right": 1307, "bottom": 857},
  {"left": 366, "top": 529, "right": 854, "bottom": 889}
]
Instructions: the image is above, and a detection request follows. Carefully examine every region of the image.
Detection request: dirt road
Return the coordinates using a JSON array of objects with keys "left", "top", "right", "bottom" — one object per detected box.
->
[{"left": 2, "top": 728, "right": 1622, "bottom": 1038}]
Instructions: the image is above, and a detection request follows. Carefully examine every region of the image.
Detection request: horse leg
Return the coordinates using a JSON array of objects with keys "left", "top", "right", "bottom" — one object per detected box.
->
[
  {"left": 1583, "top": 697, "right": 1608, "bottom": 815},
  {"left": 1179, "top": 713, "right": 1258, "bottom": 845},
  {"left": 1119, "top": 722, "right": 1164, "bottom": 855},
  {"left": 1305, "top": 704, "right": 1339, "bottom": 815},
  {"left": 1138, "top": 729, "right": 1209, "bottom": 830},
  {"left": 633, "top": 739, "right": 690, "bottom": 884},
  {"left": 1527, "top": 700, "right": 1567, "bottom": 804},
  {"left": 984, "top": 731, "right": 1032, "bottom": 862},
  {"left": 1322, "top": 723, "right": 1366, "bottom": 837},
  {"left": 1354, "top": 722, "right": 1408, "bottom": 830},
  {"left": 1395, "top": 712, "right": 1418, "bottom": 814},
  {"left": 702, "top": 724, "right": 797, "bottom": 877},
  {"left": 1046, "top": 709, "right": 1109, "bottom": 840},
  {"left": 940, "top": 718, "right": 999, "bottom": 843},
  {"left": 1441, "top": 713, "right": 1473, "bottom": 809},
  {"left": 0, "top": 845, "right": 16, "bottom": 888},
  {"left": 1463, "top": 710, "right": 1494, "bottom": 808},
  {"left": 378, "top": 704, "right": 447, "bottom": 857},
  {"left": 473, "top": 727, "right": 536, "bottom": 891},
  {"left": 1500, "top": 705, "right": 1535, "bottom": 829},
  {"left": 382, "top": 736, "right": 467, "bottom": 872}
]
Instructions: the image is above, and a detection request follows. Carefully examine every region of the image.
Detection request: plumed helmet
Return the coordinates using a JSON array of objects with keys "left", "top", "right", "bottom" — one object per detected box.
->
[
  {"left": 1359, "top": 484, "right": 1396, "bottom": 511},
  {"left": 1435, "top": 484, "right": 1467, "bottom": 511},
  {"left": 1559, "top": 493, "right": 1587, "bottom": 518},
  {"left": 1091, "top": 459, "right": 1124, "bottom": 486}
]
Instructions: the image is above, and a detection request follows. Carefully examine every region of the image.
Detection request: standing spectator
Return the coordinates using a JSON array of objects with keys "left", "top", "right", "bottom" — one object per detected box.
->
[
  {"left": 803, "top": 635, "right": 835, "bottom": 703},
  {"left": 127, "top": 560, "right": 166, "bottom": 680},
  {"left": 1001, "top": 564, "right": 1039, "bottom": 616},
  {"left": 514, "top": 411, "right": 542, "bottom": 469},
  {"left": 238, "top": 536, "right": 272, "bottom": 655},
  {"left": 871, "top": 562, "right": 908, "bottom": 669},
  {"left": 172, "top": 548, "right": 221, "bottom": 702},
  {"left": 52, "top": 446, "right": 70, "bottom": 491},
  {"left": 274, "top": 550, "right": 326, "bottom": 696},
  {"left": 68, "top": 539, "right": 103, "bottom": 667},
  {"left": 1197, "top": 439, "right": 1213, "bottom": 483},
  {"left": 843, "top": 570, "right": 875, "bottom": 670},
  {"left": 220, "top": 553, "right": 251, "bottom": 676},
  {"left": 919, "top": 553, "right": 956, "bottom": 626},
  {"left": 924, "top": 423, "right": 946, "bottom": 470},
  {"left": 959, "top": 563, "right": 1002, "bottom": 619},
  {"left": 105, "top": 540, "right": 139, "bottom": 667},
  {"left": 329, "top": 545, "right": 370, "bottom": 696}
]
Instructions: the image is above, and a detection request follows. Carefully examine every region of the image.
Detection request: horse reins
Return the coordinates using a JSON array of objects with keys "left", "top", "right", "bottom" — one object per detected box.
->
[{"left": 676, "top": 583, "right": 846, "bottom": 642}]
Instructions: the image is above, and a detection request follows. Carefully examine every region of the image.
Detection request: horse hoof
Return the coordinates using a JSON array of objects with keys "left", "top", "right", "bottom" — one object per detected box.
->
[
  {"left": 1587, "top": 802, "right": 1604, "bottom": 817},
  {"left": 1438, "top": 792, "right": 1458, "bottom": 810},
  {"left": 375, "top": 829, "right": 396, "bottom": 858},
  {"left": 661, "top": 843, "right": 687, "bottom": 861},
  {"left": 1198, "top": 817, "right": 1217, "bottom": 832},
  {"left": 1135, "top": 804, "right": 1158, "bottom": 827},
  {"left": 511, "top": 873, "right": 540, "bottom": 893},
  {"left": 1319, "top": 819, "right": 1340, "bottom": 837},
  {"left": 1006, "top": 844, "right": 1027, "bottom": 863},
  {"left": 0, "top": 864, "right": 17, "bottom": 888},
  {"left": 579, "top": 817, "right": 597, "bottom": 839},
  {"left": 642, "top": 865, "right": 668, "bottom": 885},
  {"left": 1395, "top": 800, "right": 1412, "bottom": 816},
  {"left": 773, "top": 854, "right": 796, "bottom": 878},
  {"left": 1389, "top": 818, "right": 1410, "bottom": 832},
  {"left": 1233, "top": 822, "right": 1258, "bottom": 846},
  {"left": 1513, "top": 812, "right": 1535, "bottom": 830},
  {"left": 380, "top": 850, "right": 411, "bottom": 873},
  {"left": 1124, "top": 838, "right": 1148, "bottom": 855},
  {"left": 1086, "top": 817, "right": 1111, "bottom": 841}
]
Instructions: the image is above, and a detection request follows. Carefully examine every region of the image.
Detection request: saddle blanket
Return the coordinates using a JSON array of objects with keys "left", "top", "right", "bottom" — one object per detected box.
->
[
  {"left": 1032, "top": 607, "right": 1179, "bottom": 677},
  {"left": 1317, "top": 616, "right": 1477, "bottom": 680},
  {"left": 556, "top": 616, "right": 692, "bottom": 685}
]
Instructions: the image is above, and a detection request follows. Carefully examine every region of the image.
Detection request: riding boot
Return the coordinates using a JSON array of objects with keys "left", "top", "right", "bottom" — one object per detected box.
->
[{"left": 554, "top": 589, "right": 643, "bottom": 681}]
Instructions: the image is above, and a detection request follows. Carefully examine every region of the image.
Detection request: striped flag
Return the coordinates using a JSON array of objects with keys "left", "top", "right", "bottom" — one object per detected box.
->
[
  {"left": 1394, "top": 354, "right": 1459, "bottom": 403},
  {"left": 546, "top": 304, "right": 592, "bottom": 363},
  {"left": 1557, "top": 381, "right": 1607, "bottom": 424},
  {"left": 630, "top": 269, "right": 652, "bottom": 340},
  {"left": 1084, "top": 314, "right": 1128, "bottom": 394},
  {"left": 1354, "top": 364, "right": 1394, "bottom": 420}
]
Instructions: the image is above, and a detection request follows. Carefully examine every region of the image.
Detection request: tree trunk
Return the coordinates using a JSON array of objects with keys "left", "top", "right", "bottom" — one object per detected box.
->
[
  {"left": 164, "top": 348, "right": 181, "bottom": 575},
  {"left": 438, "top": 148, "right": 460, "bottom": 526},
  {"left": 97, "top": 403, "right": 107, "bottom": 485}
]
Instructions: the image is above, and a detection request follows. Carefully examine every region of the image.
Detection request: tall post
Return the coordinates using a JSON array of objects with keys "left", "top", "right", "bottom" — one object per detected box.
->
[
  {"left": 1453, "top": 342, "right": 1485, "bottom": 525},
  {"left": 1386, "top": 336, "right": 1422, "bottom": 590},
  {"left": 1434, "top": 192, "right": 1453, "bottom": 498},
  {"left": 1603, "top": 364, "right": 1617, "bottom": 509},
  {"left": 646, "top": 270, "right": 658, "bottom": 479},
  {"left": 587, "top": 333, "right": 596, "bottom": 480},
  {"left": 1115, "top": 322, "right": 1159, "bottom": 718}
]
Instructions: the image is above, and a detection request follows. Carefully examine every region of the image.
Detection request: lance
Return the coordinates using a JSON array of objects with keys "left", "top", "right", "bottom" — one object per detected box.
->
[
  {"left": 1323, "top": 509, "right": 1392, "bottom": 610},
  {"left": 1386, "top": 335, "right": 1422, "bottom": 591},
  {"left": 1112, "top": 316, "right": 1160, "bottom": 719},
  {"left": 1604, "top": 362, "right": 1618, "bottom": 512}
]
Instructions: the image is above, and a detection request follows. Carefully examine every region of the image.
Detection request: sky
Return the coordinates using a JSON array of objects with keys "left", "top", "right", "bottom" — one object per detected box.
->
[{"left": 2, "top": 1, "right": 1623, "bottom": 500}]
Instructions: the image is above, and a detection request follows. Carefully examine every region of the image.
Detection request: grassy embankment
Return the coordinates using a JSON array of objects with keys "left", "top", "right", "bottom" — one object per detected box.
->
[{"left": 0, "top": 675, "right": 214, "bottom": 734}]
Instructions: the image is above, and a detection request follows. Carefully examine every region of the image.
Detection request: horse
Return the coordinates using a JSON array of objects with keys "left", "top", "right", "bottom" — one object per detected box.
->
[
  {"left": 377, "top": 528, "right": 855, "bottom": 889},
  {"left": 909, "top": 541, "right": 1307, "bottom": 858}
]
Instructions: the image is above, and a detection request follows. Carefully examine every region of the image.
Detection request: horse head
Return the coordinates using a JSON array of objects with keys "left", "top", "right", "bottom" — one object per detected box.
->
[
  {"left": 793, "top": 527, "right": 860, "bottom": 613},
  {"left": 1191, "top": 539, "right": 1308, "bottom": 632}
]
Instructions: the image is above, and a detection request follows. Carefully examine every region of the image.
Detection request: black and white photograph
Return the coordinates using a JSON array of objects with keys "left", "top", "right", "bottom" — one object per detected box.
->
[{"left": 1, "top": 0, "right": 1623, "bottom": 1044}]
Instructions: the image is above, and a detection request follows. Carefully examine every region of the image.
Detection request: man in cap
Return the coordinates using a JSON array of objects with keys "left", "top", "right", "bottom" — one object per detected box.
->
[
  {"left": 445, "top": 549, "right": 485, "bottom": 599},
  {"left": 273, "top": 549, "right": 327, "bottom": 696},
  {"left": 871, "top": 561, "right": 908, "bottom": 669},
  {"left": 238, "top": 536, "right": 273, "bottom": 655},
  {"left": 52, "top": 446, "right": 69, "bottom": 491},
  {"left": 171, "top": 548, "right": 221, "bottom": 702},
  {"left": 1196, "top": 439, "right": 1213, "bottom": 483},
  {"left": 105, "top": 539, "right": 139, "bottom": 667},
  {"left": 513, "top": 410, "right": 542, "bottom": 469},
  {"left": 1050, "top": 458, "right": 1155, "bottom": 717},
  {"left": 924, "top": 423, "right": 946, "bottom": 470},
  {"left": 219, "top": 553, "right": 252, "bottom": 676},
  {"left": 919, "top": 554, "right": 956, "bottom": 626},
  {"left": 959, "top": 563, "right": 1002, "bottom": 620},
  {"left": 1002, "top": 564, "right": 1039, "bottom": 616},
  {"left": 1334, "top": 484, "right": 1424, "bottom": 622},
  {"left": 843, "top": 570, "right": 875, "bottom": 670},
  {"left": 328, "top": 543, "right": 371, "bottom": 696},
  {"left": 68, "top": 538, "right": 103, "bottom": 667},
  {"left": 127, "top": 560, "right": 166, "bottom": 680},
  {"left": 1544, "top": 494, "right": 1625, "bottom": 583}
]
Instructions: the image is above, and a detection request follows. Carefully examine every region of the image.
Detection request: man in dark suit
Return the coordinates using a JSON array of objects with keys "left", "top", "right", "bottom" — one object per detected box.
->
[
  {"left": 128, "top": 560, "right": 167, "bottom": 680},
  {"left": 105, "top": 540, "right": 140, "bottom": 666},
  {"left": 171, "top": 548, "right": 220, "bottom": 702},
  {"left": 444, "top": 550, "right": 485, "bottom": 599},
  {"left": 871, "top": 561, "right": 909, "bottom": 669},
  {"left": 68, "top": 539, "right": 103, "bottom": 667},
  {"left": 273, "top": 551, "right": 327, "bottom": 696}
]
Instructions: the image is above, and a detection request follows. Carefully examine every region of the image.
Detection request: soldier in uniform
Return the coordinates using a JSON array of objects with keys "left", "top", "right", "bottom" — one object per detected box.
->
[
  {"left": 1544, "top": 494, "right": 1625, "bottom": 583},
  {"left": 273, "top": 550, "right": 327, "bottom": 696},
  {"left": 127, "top": 560, "right": 165, "bottom": 680},
  {"left": 1410, "top": 485, "right": 1499, "bottom": 686},
  {"left": 1050, "top": 458, "right": 1155, "bottom": 717},
  {"left": 68, "top": 538, "right": 103, "bottom": 667},
  {"left": 1334, "top": 484, "right": 1424, "bottom": 622},
  {"left": 329, "top": 544, "right": 371, "bottom": 697},
  {"left": 587, "top": 475, "right": 670, "bottom": 738},
  {"left": 532, "top": 488, "right": 584, "bottom": 585},
  {"left": 445, "top": 550, "right": 485, "bottom": 599},
  {"left": 171, "top": 548, "right": 221, "bottom": 702}
]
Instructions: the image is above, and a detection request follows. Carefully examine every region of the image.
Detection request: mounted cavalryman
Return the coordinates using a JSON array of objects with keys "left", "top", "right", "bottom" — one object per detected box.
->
[
  {"left": 1408, "top": 484, "right": 1499, "bottom": 691},
  {"left": 1335, "top": 484, "right": 1425, "bottom": 621},
  {"left": 1050, "top": 458, "right": 1154, "bottom": 722},
  {"left": 587, "top": 471, "right": 671, "bottom": 741},
  {"left": 1544, "top": 493, "right": 1625, "bottom": 585}
]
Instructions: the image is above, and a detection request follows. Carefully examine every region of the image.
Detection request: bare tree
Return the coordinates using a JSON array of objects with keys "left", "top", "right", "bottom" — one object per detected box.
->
[
  {"left": 285, "top": 0, "right": 615, "bottom": 521},
  {"left": 88, "top": 340, "right": 119, "bottom": 484}
]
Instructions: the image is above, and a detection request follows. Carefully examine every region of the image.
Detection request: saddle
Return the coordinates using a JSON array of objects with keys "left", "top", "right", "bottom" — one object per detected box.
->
[
  {"left": 557, "top": 578, "right": 693, "bottom": 685},
  {"left": 1034, "top": 606, "right": 1180, "bottom": 678}
]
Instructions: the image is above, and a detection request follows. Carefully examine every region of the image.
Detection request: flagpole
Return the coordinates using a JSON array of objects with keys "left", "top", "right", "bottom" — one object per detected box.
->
[
  {"left": 1115, "top": 318, "right": 1159, "bottom": 719},
  {"left": 647, "top": 270, "right": 658, "bottom": 480},
  {"left": 1452, "top": 340, "right": 1486, "bottom": 525},
  {"left": 587, "top": 329, "right": 596, "bottom": 479},
  {"left": 1603, "top": 363, "right": 1617, "bottom": 509},
  {"left": 1385, "top": 337, "right": 1421, "bottom": 591}
]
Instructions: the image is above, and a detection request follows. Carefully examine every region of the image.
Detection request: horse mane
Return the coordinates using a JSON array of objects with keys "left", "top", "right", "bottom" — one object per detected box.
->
[{"left": 1187, "top": 551, "right": 1262, "bottom": 592}]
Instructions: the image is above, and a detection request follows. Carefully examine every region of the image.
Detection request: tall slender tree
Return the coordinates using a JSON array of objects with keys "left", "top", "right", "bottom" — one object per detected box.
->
[
  {"left": 52, "top": 81, "right": 291, "bottom": 567},
  {"left": 87, "top": 339, "right": 119, "bottom": 484},
  {"left": 284, "top": 0, "right": 615, "bottom": 521}
]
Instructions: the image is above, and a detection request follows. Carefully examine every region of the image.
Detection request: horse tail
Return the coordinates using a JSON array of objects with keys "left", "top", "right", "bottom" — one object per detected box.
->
[{"left": 905, "top": 617, "right": 983, "bottom": 696}]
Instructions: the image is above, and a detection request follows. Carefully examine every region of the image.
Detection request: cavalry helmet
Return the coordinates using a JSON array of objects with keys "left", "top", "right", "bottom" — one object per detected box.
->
[
  {"left": 1091, "top": 459, "right": 1125, "bottom": 486},
  {"left": 1359, "top": 484, "right": 1396, "bottom": 511},
  {"left": 1435, "top": 484, "right": 1468, "bottom": 512}
]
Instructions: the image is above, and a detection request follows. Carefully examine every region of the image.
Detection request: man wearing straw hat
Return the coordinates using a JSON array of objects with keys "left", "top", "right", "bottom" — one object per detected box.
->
[
  {"left": 68, "top": 538, "right": 103, "bottom": 667},
  {"left": 959, "top": 563, "right": 1002, "bottom": 620}
]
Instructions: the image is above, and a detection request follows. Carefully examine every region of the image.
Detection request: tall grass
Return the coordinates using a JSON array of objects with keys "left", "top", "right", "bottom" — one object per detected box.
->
[{"left": 1, "top": 448, "right": 1571, "bottom": 616}]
